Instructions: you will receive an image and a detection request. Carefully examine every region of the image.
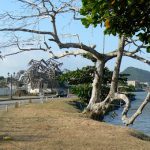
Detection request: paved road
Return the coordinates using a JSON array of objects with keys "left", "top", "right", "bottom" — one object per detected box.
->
[
  {"left": 0, "top": 94, "right": 76, "bottom": 110},
  {"left": 0, "top": 97, "right": 47, "bottom": 109},
  {"left": 0, "top": 95, "right": 56, "bottom": 101},
  {"left": 0, "top": 95, "right": 59, "bottom": 110}
]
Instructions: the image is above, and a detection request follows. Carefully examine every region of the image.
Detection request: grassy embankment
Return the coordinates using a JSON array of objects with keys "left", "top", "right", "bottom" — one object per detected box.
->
[{"left": 0, "top": 98, "right": 150, "bottom": 150}]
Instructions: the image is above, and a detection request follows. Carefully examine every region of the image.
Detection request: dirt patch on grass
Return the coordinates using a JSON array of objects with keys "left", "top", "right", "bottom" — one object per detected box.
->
[{"left": 0, "top": 98, "right": 150, "bottom": 150}]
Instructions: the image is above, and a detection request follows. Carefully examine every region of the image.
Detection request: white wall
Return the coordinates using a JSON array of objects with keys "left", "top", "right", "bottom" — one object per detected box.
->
[{"left": 0, "top": 87, "right": 16, "bottom": 96}]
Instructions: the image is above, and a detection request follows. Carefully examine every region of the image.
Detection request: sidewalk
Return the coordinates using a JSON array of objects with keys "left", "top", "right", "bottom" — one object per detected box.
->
[{"left": 0, "top": 95, "right": 57, "bottom": 102}]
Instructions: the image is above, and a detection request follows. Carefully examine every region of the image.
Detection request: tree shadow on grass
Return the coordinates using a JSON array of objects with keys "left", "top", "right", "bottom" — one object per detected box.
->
[
  {"left": 0, "top": 134, "right": 48, "bottom": 142},
  {"left": 67, "top": 100, "right": 86, "bottom": 111}
]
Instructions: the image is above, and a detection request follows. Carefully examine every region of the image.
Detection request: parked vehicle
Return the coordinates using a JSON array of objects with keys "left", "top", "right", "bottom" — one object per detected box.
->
[{"left": 56, "top": 90, "right": 67, "bottom": 97}]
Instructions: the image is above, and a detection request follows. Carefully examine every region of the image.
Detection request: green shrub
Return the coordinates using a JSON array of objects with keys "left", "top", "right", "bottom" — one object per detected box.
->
[{"left": 71, "top": 84, "right": 92, "bottom": 104}]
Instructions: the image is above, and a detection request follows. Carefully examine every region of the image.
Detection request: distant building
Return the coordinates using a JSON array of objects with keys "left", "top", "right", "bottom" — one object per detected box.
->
[
  {"left": 0, "top": 84, "right": 17, "bottom": 96},
  {"left": 127, "top": 80, "right": 138, "bottom": 87},
  {"left": 127, "top": 80, "right": 142, "bottom": 90},
  {"left": 27, "top": 83, "right": 52, "bottom": 94},
  {"left": 139, "top": 82, "right": 150, "bottom": 90},
  {"left": 27, "top": 82, "right": 67, "bottom": 96},
  {"left": 140, "top": 82, "right": 149, "bottom": 86},
  {"left": 127, "top": 80, "right": 150, "bottom": 91},
  {"left": 0, "top": 87, "right": 10, "bottom": 96}
]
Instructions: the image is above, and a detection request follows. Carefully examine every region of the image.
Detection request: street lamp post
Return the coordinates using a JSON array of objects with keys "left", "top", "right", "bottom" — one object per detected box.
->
[{"left": 8, "top": 72, "right": 15, "bottom": 100}]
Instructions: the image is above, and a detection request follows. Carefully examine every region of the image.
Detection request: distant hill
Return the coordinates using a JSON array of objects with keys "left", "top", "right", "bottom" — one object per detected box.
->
[{"left": 121, "top": 67, "right": 150, "bottom": 82}]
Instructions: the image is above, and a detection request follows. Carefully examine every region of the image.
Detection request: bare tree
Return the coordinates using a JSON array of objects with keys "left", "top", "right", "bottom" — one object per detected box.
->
[
  {"left": 17, "top": 58, "right": 62, "bottom": 93},
  {"left": 0, "top": 0, "right": 149, "bottom": 125}
]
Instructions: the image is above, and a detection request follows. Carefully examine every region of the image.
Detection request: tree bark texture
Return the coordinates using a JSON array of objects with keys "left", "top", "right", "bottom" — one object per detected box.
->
[
  {"left": 122, "top": 92, "right": 150, "bottom": 126},
  {"left": 86, "top": 60, "right": 105, "bottom": 110},
  {"left": 109, "top": 35, "right": 126, "bottom": 95},
  {"left": 86, "top": 35, "right": 126, "bottom": 120}
]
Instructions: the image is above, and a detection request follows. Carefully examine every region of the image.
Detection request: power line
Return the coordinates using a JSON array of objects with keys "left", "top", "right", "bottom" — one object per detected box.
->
[{"left": 103, "top": 34, "right": 105, "bottom": 54}]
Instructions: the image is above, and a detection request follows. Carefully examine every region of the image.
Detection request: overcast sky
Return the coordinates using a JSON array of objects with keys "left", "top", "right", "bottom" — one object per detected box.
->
[{"left": 0, "top": 0, "right": 150, "bottom": 77}]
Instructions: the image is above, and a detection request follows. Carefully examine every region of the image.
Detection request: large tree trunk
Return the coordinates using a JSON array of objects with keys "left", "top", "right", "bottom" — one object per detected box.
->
[
  {"left": 109, "top": 35, "right": 126, "bottom": 95},
  {"left": 103, "top": 35, "right": 126, "bottom": 104},
  {"left": 86, "top": 60, "right": 105, "bottom": 110},
  {"left": 85, "top": 35, "right": 126, "bottom": 120},
  {"left": 87, "top": 36, "right": 150, "bottom": 125}
]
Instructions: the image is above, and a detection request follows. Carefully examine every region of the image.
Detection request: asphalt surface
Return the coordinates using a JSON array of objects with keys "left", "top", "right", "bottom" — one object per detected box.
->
[
  {"left": 0, "top": 97, "right": 49, "bottom": 110},
  {"left": 0, "top": 95, "right": 56, "bottom": 101},
  {"left": 0, "top": 94, "right": 76, "bottom": 110}
]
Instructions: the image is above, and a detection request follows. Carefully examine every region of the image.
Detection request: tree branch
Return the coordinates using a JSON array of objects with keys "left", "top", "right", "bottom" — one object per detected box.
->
[
  {"left": 106, "top": 50, "right": 150, "bottom": 65},
  {"left": 3, "top": 48, "right": 46, "bottom": 58},
  {"left": 124, "top": 51, "right": 150, "bottom": 65},
  {"left": 0, "top": 28, "right": 54, "bottom": 36},
  {"left": 122, "top": 92, "right": 150, "bottom": 126},
  {"left": 49, "top": 49, "right": 87, "bottom": 59}
]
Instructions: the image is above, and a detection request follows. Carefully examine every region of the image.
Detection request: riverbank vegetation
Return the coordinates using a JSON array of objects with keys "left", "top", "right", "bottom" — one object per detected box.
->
[{"left": 59, "top": 66, "right": 135, "bottom": 104}]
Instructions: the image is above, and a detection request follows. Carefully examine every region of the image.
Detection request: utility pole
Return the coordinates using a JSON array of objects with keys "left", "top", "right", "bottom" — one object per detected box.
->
[
  {"left": 10, "top": 74, "right": 12, "bottom": 100},
  {"left": 8, "top": 72, "right": 15, "bottom": 100}
]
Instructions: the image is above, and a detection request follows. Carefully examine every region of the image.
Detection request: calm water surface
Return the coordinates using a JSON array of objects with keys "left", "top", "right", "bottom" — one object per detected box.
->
[{"left": 104, "top": 92, "right": 150, "bottom": 135}]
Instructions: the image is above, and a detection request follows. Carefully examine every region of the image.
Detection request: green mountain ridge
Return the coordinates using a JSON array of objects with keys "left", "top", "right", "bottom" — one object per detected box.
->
[{"left": 121, "top": 67, "right": 150, "bottom": 83}]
